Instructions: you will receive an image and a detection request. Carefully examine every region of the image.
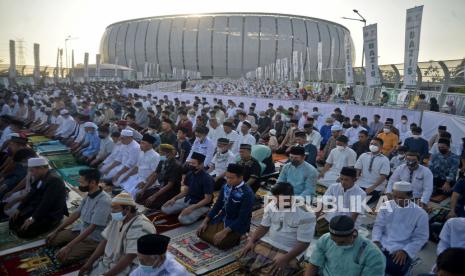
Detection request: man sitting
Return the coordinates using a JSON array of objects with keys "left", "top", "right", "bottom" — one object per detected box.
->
[
  {"left": 197, "top": 164, "right": 254, "bottom": 250},
  {"left": 161, "top": 152, "right": 214, "bottom": 225},
  {"left": 120, "top": 134, "right": 160, "bottom": 196},
  {"left": 135, "top": 144, "right": 183, "bottom": 210},
  {"left": 237, "top": 143, "right": 262, "bottom": 193},
  {"left": 9, "top": 157, "right": 68, "bottom": 239},
  {"left": 387, "top": 151, "right": 433, "bottom": 208},
  {"left": 207, "top": 138, "right": 236, "bottom": 190},
  {"left": 437, "top": 217, "right": 465, "bottom": 256},
  {"left": 79, "top": 193, "right": 156, "bottom": 276},
  {"left": 372, "top": 181, "right": 429, "bottom": 276},
  {"left": 75, "top": 122, "right": 100, "bottom": 163},
  {"left": 319, "top": 135, "right": 357, "bottom": 187},
  {"left": 47, "top": 169, "right": 111, "bottom": 263},
  {"left": 292, "top": 131, "right": 317, "bottom": 167},
  {"left": 306, "top": 216, "right": 386, "bottom": 276},
  {"left": 130, "top": 234, "right": 188, "bottom": 276},
  {"left": 278, "top": 146, "right": 318, "bottom": 197},
  {"left": 238, "top": 182, "right": 315, "bottom": 275},
  {"left": 87, "top": 126, "right": 114, "bottom": 167},
  {"left": 354, "top": 137, "right": 390, "bottom": 205},
  {"left": 316, "top": 167, "right": 366, "bottom": 236}
]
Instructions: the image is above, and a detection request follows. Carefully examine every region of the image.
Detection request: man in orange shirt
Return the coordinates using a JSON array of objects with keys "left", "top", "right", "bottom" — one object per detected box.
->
[{"left": 377, "top": 124, "right": 399, "bottom": 157}]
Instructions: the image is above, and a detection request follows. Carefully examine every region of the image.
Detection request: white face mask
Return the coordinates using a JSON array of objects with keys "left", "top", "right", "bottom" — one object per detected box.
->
[
  {"left": 383, "top": 128, "right": 391, "bottom": 133},
  {"left": 336, "top": 145, "right": 345, "bottom": 151},
  {"left": 369, "top": 145, "right": 379, "bottom": 153},
  {"left": 412, "top": 135, "right": 420, "bottom": 139},
  {"left": 401, "top": 119, "right": 407, "bottom": 124},
  {"left": 398, "top": 154, "right": 405, "bottom": 159}
]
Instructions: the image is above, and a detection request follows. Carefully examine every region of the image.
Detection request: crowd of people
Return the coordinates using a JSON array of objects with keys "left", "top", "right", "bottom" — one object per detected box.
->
[{"left": 0, "top": 80, "right": 464, "bottom": 276}]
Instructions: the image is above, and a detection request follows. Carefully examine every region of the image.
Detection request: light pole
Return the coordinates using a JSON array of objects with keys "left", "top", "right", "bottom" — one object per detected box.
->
[
  {"left": 342, "top": 9, "right": 367, "bottom": 68},
  {"left": 64, "top": 35, "right": 78, "bottom": 70}
]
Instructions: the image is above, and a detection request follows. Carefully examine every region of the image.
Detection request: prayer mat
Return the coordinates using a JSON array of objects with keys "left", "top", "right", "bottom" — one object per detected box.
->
[
  {"left": 28, "top": 136, "right": 51, "bottom": 145},
  {"left": 272, "top": 153, "right": 288, "bottom": 163},
  {"left": 251, "top": 208, "right": 265, "bottom": 227},
  {"left": 168, "top": 225, "right": 256, "bottom": 275},
  {"left": 147, "top": 212, "right": 183, "bottom": 234},
  {"left": 35, "top": 142, "right": 69, "bottom": 155},
  {"left": 430, "top": 194, "right": 448, "bottom": 204},
  {"left": 0, "top": 245, "right": 83, "bottom": 276},
  {"left": 315, "top": 184, "right": 327, "bottom": 196},
  {"left": 0, "top": 222, "right": 48, "bottom": 253},
  {"left": 204, "top": 261, "right": 241, "bottom": 276},
  {"left": 46, "top": 154, "right": 79, "bottom": 169},
  {"left": 57, "top": 166, "right": 90, "bottom": 187}
]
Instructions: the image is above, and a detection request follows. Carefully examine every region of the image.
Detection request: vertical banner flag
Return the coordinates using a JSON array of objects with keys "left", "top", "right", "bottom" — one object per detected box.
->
[
  {"left": 144, "top": 62, "right": 148, "bottom": 78},
  {"left": 71, "top": 50, "right": 75, "bottom": 80},
  {"left": 54, "top": 48, "right": 59, "bottom": 80},
  {"left": 276, "top": 59, "right": 281, "bottom": 81},
  {"left": 128, "top": 59, "right": 133, "bottom": 69},
  {"left": 330, "top": 38, "right": 335, "bottom": 82},
  {"left": 114, "top": 56, "right": 119, "bottom": 78},
  {"left": 317, "top": 42, "right": 323, "bottom": 81},
  {"left": 33, "top": 43, "right": 40, "bottom": 80},
  {"left": 83, "top": 52, "right": 89, "bottom": 80},
  {"left": 283, "top": 58, "right": 289, "bottom": 80},
  {"left": 306, "top": 47, "right": 311, "bottom": 81},
  {"left": 403, "top": 6, "right": 423, "bottom": 88},
  {"left": 156, "top": 64, "right": 160, "bottom": 78},
  {"left": 363, "top": 24, "right": 381, "bottom": 87},
  {"left": 9, "top": 40, "right": 16, "bottom": 79},
  {"left": 344, "top": 33, "right": 354, "bottom": 86},
  {"left": 300, "top": 51, "right": 304, "bottom": 83},
  {"left": 292, "top": 50, "right": 299, "bottom": 80},
  {"left": 96, "top": 54, "right": 101, "bottom": 78}
]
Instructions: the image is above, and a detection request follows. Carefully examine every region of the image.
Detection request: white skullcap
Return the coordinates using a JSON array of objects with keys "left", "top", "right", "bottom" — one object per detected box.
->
[
  {"left": 28, "top": 157, "right": 48, "bottom": 168},
  {"left": 83, "top": 122, "right": 98, "bottom": 129},
  {"left": 60, "top": 109, "right": 69, "bottom": 115},
  {"left": 393, "top": 181, "right": 413, "bottom": 192},
  {"left": 331, "top": 125, "right": 342, "bottom": 132},
  {"left": 269, "top": 129, "right": 277, "bottom": 136},
  {"left": 121, "top": 129, "right": 133, "bottom": 137},
  {"left": 45, "top": 107, "right": 52, "bottom": 112}
]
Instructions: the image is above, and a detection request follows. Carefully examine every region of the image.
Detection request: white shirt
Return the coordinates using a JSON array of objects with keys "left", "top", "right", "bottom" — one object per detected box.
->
[
  {"left": 208, "top": 125, "right": 226, "bottom": 147},
  {"left": 224, "top": 130, "right": 241, "bottom": 155},
  {"left": 307, "top": 130, "right": 322, "bottom": 148},
  {"left": 118, "top": 140, "right": 141, "bottom": 168},
  {"left": 437, "top": 217, "right": 465, "bottom": 255},
  {"left": 323, "top": 183, "right": 366, "bottom": 227},
  {"left": 210, "top": 150, "right": 236, "bottom": 176},
  {"left": 345, "top": 126, "right": 367, "bottom": 146},
  {"left": 238, "top": 132, "right": 256, "bottom": 147},
  {"left": 137, "top": 149, "right": 160, "bottom": 179},
  {"left": 187, "top": 137, "right": 215, "bottom": 167},
  {"left": 326, "top": 147, "right": 357, "bottom": 174},
  {"left": 396, "top": 122, "right": 410, "bottom": 143},
  {"left": 129, "top": 253, "right": 188, "bottom": 276},
  {"left": 372, "top": 200, "right": 429, "bottom": 258},
  {"left": 56, "top": 115, "right": 76, "bottom": 138},
  {"left": 260, "top": 202, "right": 316, "bottom": 259},
  {"left": 387, "top": 164, "right": 434, "bottom": 204},
  {"left": 0, "top": 126, "right": 12, "bottom": 147},
  {"left": 103, "top": 143, "right": 124, "bottom": 165},
  {"left": 97, "top": 137, "right": 115, "bottom": 160},
  {"left": 354, "top": 152, "right": 390, "bottom": 191}
]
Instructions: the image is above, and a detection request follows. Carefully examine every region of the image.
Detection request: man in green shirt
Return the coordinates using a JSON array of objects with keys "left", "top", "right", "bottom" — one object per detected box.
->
[{"left": 305, "top": 216, "right": 385, "bottom": 276}]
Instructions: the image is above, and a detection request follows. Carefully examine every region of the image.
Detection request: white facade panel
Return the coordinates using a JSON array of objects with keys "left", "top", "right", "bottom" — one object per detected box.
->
[
  {"left": 183, "top": 17, "right": 199, "bottom": 71},
  {"left": 125, "top": 21, "right": 138, "bottom": 69},
  {"left": 276, "top": 17, "right": 292, "bottom": 60},
  {"left": 212, "top": 16, "right": 228, "bottom": 77},
  {"left": 145, "top": 20, "right": 159, "bottom": 66},
  {"left": 259, "top": 16, "right": 277, "bottom": 67},
  {"left": 134, "top": 21, "right": 148, "bottom": 72},
  {"left": 198, "top": 17, "right": 213, "bottom": 76},
  {"left": 227, "top": 16, "right": 243, "bottom": 77},
  {"left": 157, "top": 19, "right": 172, "bottom": 74},
  {"left": 243, "top": 16, "right": 259, "bottom": 73},
  {"left": 115, "top": 23, "right": 128, "bottom": 66}
]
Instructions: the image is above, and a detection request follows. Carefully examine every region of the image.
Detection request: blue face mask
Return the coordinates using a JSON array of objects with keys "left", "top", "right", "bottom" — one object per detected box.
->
[
  {"left": 111, "top": 211, "right": 125, "bottom": 221},
  {"left": 159, "top": 155, "right": 167, "bottom": 162},
  {"left": 139, "top": 264, "right": 158, "bottom": 273}
]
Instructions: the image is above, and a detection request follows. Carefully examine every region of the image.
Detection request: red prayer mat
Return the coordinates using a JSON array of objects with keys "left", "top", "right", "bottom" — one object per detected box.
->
[{"left": 0, "top": 245, "right": 83, "bottom": 276}]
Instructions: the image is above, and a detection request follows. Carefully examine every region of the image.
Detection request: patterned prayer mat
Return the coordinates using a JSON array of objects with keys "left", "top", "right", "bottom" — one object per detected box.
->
[
  {"left": 57, "top": 166, "right": 90, "bottom": 187},
  {"left": 46, "top": 154, "right": 79, "bottom": 169},
  {"left": 204, "top": 261, "right": 241, "bottom": 276},
  {"left": 251, "top": 208, "right": 265, "bottom": 227},
  {"left": 168, "top": 226, "right": 255, "bottom": 275},
  {"left": 0, "top": 222, "right": 49, "bottom": 253},
  {"left": 147, "top": 212, "right": 183, "bottom": 234},
  {"left": 28, "top": 136, "right": 51, "bottom": 145},
  {"left": 0, "top": 245, "right": 83, "bottom": 276}
]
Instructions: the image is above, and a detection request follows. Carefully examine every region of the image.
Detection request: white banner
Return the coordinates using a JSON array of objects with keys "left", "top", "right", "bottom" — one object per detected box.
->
[
  {"left": 292, "top": 50, "right": 299, "bottom": 80},
  {"left": 300, "top": 51, "right": 304, "bottom": 83},
  {"left": 96, "top": 54, "right": 101, "bottom": 78},
  {"left": 33, "top": 43, "right": 40, "bottom": 80},
  {"left": 344, "top": 34, "right": 354, "bottom": 86},
  {"left": 363, "top": 24, "right": 381, "bottom": 87},
  {"left": 306, "top": 47, "right": 311, "bottom": 81},
  {"left": 114, "top": 56, "right": 119, "bottom": 77},
  {"left": 128, "top": 59, "right": 133, "bottom": 69},
  {"left": 403, "top": 6, "right": 423, "bottom": 88},
  {"left": 330, "top": 38, "right": 335, "bottom": 82},
  {"left": 144, "top": 62, "right": 148, "bottom": 78},
  {"left": 283, "top": 58, "right": 289, "bottom": 80},
  {"left": 9, "top": 40, "right": 16, "bottom": 79},
  {"left": 317, "top": 42, "right": 322, "bottom": 81}
]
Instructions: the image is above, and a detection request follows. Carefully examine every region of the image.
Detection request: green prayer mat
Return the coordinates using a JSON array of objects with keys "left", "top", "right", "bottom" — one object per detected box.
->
[
  {"left": 57, "top": 166, "right": 90, "bottom": 187},
  {"left": 46, "top": 154, "right": 79, "bottom": 169},
  {"left": 28, "top": 136, "right": 51, "bottom": 145}
]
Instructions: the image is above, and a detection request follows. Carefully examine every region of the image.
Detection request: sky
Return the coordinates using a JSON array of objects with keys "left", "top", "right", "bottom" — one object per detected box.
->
[{"left": 0, "top": 0, "right": 464, "bottom": 67}]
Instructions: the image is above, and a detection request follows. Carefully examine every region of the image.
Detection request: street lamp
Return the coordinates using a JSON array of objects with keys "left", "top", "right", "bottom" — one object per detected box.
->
[
  {"left": 342, "top": 9, "right": 367, "bottom": 68},
  {"left": 64, "top": 35, "right": 78, "bottom": 69}
]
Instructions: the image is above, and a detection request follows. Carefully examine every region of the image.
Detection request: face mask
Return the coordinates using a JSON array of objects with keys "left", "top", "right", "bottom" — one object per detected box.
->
[
  {"left": 159, "top": 156, "right": 167, "bottom": 162},
  {"left": 352, "top": 124, "right": 358, "bottom": 128},
  {"left": 337, "top": 244, "right": 354, "bottom": 249},
  {"left": 78, "top": 185, "right": 90, "bottom": 192},
  {"left": 111, "top": 211, "right": 125, "bottom": 221},
  {"left": 398, "top": 154, "right": 405, "bottom": 159},
  {"left": 401, "top": 119, "right": 407, "bottom": 124},
  {"left": 439, "top": 148, "right": 449, "bottom": 155},
  {"left": 336, "top": 145, "right": 344, "bottom": 151},
  {"left": 139, "top": 264, "right": 158, "bottom": 273},
  {"left": 369, "top": 145, "right": 379, "bottom": 153},
  {"left": 383, "top": 128, "right": 391, "bottom": 133},
  {"left": 98, "top": 135, "right": 106, "bottom": 139},
  {"left": 406, "top": 160, "right": 418, "bottom": 168},
  {"left": 412, "top": 135, "right": 420, "bottom": 139}
]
